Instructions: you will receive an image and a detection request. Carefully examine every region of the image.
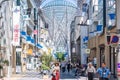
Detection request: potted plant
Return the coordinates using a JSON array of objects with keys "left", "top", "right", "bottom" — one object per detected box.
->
[{"left": 0, "top": 65, "right": 3, "bottom": 78}]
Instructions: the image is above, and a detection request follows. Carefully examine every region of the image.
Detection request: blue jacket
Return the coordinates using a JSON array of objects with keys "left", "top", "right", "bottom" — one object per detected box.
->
[{"left": 97, "top": 67, "right": 110, "bottom": 78}]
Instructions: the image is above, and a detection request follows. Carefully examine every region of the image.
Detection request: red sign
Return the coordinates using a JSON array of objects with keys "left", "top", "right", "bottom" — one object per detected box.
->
[
  {"left": 33, "top": 30, "right": 38, "bottom": 35},
  {"left": 13, "top": 6, "right": 20, "bottom": 46}
]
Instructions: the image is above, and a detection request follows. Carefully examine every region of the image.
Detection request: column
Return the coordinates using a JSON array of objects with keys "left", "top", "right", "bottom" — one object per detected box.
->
[{"left": 116, "top": 0, "right": 120, "bottom": 79}]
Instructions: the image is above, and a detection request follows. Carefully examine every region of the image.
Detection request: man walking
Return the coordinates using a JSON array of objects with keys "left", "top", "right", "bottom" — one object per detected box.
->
[
  {"left": 67, "top": 61, "right": 71, "bottom": 73},
  {"left": 61, "top": 61, "right": 66, "bottom": 73},
  {"left": 97, "top": 62, "right": 111, "bottom": 80},
  {"left": 86, "top": 63, "right": 96, "bottom": 80}
]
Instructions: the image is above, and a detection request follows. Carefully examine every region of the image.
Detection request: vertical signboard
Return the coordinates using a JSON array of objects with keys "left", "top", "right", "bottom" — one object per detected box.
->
[
  {"left": 117, "top": 63, "right": 120, "bottom": 76},
  {"left": 12, "top": 6, "right": 20, "bottom": 46}
]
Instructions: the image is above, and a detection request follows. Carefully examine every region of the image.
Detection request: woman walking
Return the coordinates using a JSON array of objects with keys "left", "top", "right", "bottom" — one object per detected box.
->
[
  {"left": 51, "top": 62, "right": 60, "bottom": 80},
  {"left": 86, "top": 63, "right": 96, "bottom": 80}
]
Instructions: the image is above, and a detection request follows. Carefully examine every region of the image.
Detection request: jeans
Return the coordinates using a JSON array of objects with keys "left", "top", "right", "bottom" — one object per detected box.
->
[
  {"left": 88, "top": 72, "right": 94, "bottom": 80},
  {"left": 62, "top": 67, "right": 65, "bottom": 72}
]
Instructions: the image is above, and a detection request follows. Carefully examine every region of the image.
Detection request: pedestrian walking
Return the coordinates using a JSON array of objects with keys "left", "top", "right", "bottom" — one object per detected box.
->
[
  {"left": 80, "top": 64, "right": 86, "bottom": 76},
  {"left": 51, "top": 62, "right": 60, "bottom": 80},
  {"left": 67, "top": 61, "right": 71, "bottom": 73},
  {"left": 97, "top": 62, "right": 111, "bottom": 80},
  {"left": 61, "top": 61, "right": 66, "bottom": 73},
  {"left": 93, "top": 57, "right": 97, "bottom": 68},
  {"left": 74, "top": 64, "right": 80, "bottom": 76},
  {"left": 86, "top": 63, "right": 96, "bottom": 80}
]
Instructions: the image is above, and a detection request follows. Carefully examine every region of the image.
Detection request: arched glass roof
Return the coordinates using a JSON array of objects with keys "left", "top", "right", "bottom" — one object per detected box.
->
[
  {"left": 41, "top": 0, "right": 77, "bottom": 52},
  {"left": 40, "top": 0, "right": 77, "bottom": 8}
]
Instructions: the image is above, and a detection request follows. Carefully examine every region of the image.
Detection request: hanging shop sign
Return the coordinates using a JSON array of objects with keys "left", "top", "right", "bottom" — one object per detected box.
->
[
  {"left": 12, "top": 6, "right": 20, "bottom": 46},
  {"left": 33, "top": 30, "right": 38, "bottom": 35},
  {"left": 106, "top": 35, "right": 111, "bottom": 45},
  {"left": 106, "top": 35, "right": 119, "bottom": 46},
  {"left": 111, "top": 35, "right": 119, "bottom": 43},
  {"left": 16, "top": 48, "right": 22, "bottom": 52},
  {"left": 85, "top": 49, "right": 90, "bottom": 54},
  {"left": 117, "top": 63, "right": 120, "bottom": 76}
]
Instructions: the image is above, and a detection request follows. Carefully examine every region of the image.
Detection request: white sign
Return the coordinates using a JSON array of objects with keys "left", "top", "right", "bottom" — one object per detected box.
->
[
  {"left": 85, "top": 49, "right": 90, "bottom": 54},
  {"left": 72, "top": 48, "right": 75, "bottom": 53},
  {"left": 16, "top": 48, "right": 22, "bottom": 52},
  {"left": 23, "top": 15, "right": 30, "bottom": 20},
  {"left": 12, "top": 6, "right": 20, "bottom": 46}
]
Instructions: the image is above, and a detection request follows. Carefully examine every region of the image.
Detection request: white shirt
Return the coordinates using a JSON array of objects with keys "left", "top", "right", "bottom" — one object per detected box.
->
[
  {"left": 61, "top": 62, "right": 66, "bottom": 67},
  {"left": 86, "top": 66, "right": 96, "bottom": 73},
  {"left": 54, "top": 66, "right": 60, "bottom": 71}
]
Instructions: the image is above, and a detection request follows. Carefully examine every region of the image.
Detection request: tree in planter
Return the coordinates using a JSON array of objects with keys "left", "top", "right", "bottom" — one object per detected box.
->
[
  {"left": 56, "top": 52, "right": 65, "bottom": 62},
  {"left": 40, "top": 52, "right": 53, "bottom": 69},
  {"left": 2, "top": 60, "right": 9, "bottom": 77},
  {"left": 3, "top": 60, "right": 9, "bottom": 66}
]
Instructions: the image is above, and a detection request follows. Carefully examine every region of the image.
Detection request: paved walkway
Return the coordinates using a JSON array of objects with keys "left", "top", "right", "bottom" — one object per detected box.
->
[
  {"left": 60, "top": 71, "right": 76, "bottom": 79},
  {"left": 2, "top": 70, "right": 117, "bottom": 80},
  {"left": 1, "top": 70, "right": 82, "bottom": 80}
]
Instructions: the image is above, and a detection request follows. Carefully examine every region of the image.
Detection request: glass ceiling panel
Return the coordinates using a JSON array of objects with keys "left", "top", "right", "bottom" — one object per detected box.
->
[{"left": 41, "top": 0, "right": 77, "bottom": 51}]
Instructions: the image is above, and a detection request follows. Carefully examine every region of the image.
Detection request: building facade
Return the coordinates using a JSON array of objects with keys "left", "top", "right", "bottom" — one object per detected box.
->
[
  {"left": 0, "top": 0, "right": 13, "bottom": 77},
  {"left": 73, "top": 1, "right": 117, "bottom": 78},
  {"left": 0, "top": 0, "right": 47, "bottom": 77},
  {"left": 87, "top": 0, "right": 117, "bottom": 77}
]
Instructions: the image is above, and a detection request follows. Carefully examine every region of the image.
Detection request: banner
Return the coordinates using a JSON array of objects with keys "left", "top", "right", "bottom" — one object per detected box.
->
[{"left": 12, "top": 6, "right": 20, "bottom": 46}]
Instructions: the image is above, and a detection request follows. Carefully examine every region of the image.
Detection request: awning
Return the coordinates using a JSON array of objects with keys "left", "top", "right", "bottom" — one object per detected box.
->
[
  {"left": 108, "top": 13, "right": 116, "bottom": 20},
  {"left": 31, "top": 38, "right": 34, "bottom": 43},
  {"left": 26, "top": 36, "right": 31, "bottom": 42},
  {"left": 30, "top": 38, "right": 35, "bottom": 46},
  {"left": 21, "top": 31, "right": 35, "bottom": 45},
  {"left": 96, "top": 25, "right": 103, "bottom": 34},
  {"left": 20, "top": 31, "right": 26, "bottom": 38},
  {"left": 83, "top": 36, "right": 89, "bottom": 43},
  {"left": 96, "top": 25, "right": 103, "bottom": 31},
  {"left": 26, "top": 36, "right": 35, "bottom": 45},
  {"left": 36, "top": 43, "right": 43, "bottom": 48}
]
